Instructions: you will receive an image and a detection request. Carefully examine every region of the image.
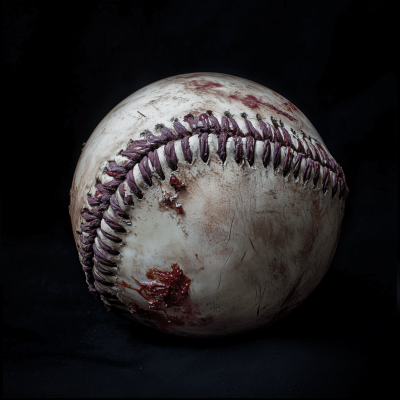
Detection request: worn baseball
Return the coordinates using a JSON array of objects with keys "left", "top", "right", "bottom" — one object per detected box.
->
[{"left": 69, "top": 72, "right": 348, "bottom": 337}]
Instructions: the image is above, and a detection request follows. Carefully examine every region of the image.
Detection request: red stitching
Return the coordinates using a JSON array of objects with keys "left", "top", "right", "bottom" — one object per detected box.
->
[{"left": 77, "top": 112, "right": 349, "bottom": 306}]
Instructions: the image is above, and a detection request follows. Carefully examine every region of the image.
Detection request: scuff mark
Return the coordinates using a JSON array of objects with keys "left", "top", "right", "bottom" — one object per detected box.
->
[
  {"left": 216, "top": 249, "right": 234, "bottom": 292},
  {"left": 226, "top": 212, "right": 236, "bottom": 244},
  {"left": 251, "top": 288, "right": 265, "bottom": 317},
  {"left": 249, "top": 237, "right": 258, "bottom": 254}
]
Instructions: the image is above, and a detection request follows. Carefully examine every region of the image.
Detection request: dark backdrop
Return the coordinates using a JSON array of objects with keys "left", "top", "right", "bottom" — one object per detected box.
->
[{"left": 3, "top": 0, "right": 397, "bottom": 398}]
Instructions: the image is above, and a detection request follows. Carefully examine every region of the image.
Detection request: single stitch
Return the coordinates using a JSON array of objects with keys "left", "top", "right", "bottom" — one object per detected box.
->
[
  {"left": 180, "top": 136, "right": 193, "bottom": 164},
  {"left": 312, "top": 161, "right": 321, "bottom": 186},
  {"left": 100, "top": 228, "right": 122, "bottom": 243},
  {"left": 234, "top": 137, "right": 243, "bottom": 164},
  {"left": 273, "top": 141, "right": 282, "bottom": 169},
  {"left": 262, "top": 139, "right": 271, "bottom": 167},
  {"left": 293, "top": 153, "right": 304, "bottom": 179},
  {"left": 303, "top": 158, "right": 313, "bottom": 182},
  {"left": 245, "top": 135, "right": 255, "bottom": 166},
  {"left": 283, "top": 147, "right": 294, "bottom": 177}
]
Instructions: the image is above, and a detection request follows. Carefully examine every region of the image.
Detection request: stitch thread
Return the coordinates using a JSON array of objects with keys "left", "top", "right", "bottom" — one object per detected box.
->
[{"left": 77, "top": 113, "right": 349, "bottom": 308}]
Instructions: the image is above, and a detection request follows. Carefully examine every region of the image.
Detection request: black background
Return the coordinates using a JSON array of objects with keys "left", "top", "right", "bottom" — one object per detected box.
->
[{"left": 3, "top": 0, "right": 397, "bottom": 398}]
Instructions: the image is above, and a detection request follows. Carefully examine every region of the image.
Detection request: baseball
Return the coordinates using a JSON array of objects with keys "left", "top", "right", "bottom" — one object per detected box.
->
[{"left": 69, "top": 72, "right": 348, "bottom": 337}]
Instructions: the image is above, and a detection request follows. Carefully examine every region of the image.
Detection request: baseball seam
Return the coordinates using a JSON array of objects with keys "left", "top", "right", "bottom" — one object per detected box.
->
[{"left": 76, "top": 111, "right": 349, "bottom": 311}]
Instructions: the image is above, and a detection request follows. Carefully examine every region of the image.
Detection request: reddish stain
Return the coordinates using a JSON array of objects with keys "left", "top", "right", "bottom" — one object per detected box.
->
[
  {"left": 132, "top": 263, "right": 191, "bottom": 310},
  {"left": 170, "top": 175, "right": 186, "bottom": 192},
  {"left": 176, "top": 205, "right": 184, "bottom": 215},
  {"left": 281, "top": 101, "right": 298, "bottom": 112},
  {"left": 120, "top": 280, "right": 135, "bottom": 289},
  {"left": 183, "top": 113, "right": 194, "bottom": 122},
  {"left": 187, "top": 80, "right": 223, "bottom": 90},
  {"left": 195, "top": 253, "right": 199, "bottom": 259},
  {"left": 265, "top": 103, "right": 298, "bottom": 122},
  {"left": 229, "top": 92, "right": 298, "bottom": 121},
  {"left": 105, "top": 171, "right": 120, "bottom": 177},
  {"left": 123, "top": 264, "right": 212, "bottom": 331},
  {"left": 229, "top": 93, "right": 265, "bottom": 110}
]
